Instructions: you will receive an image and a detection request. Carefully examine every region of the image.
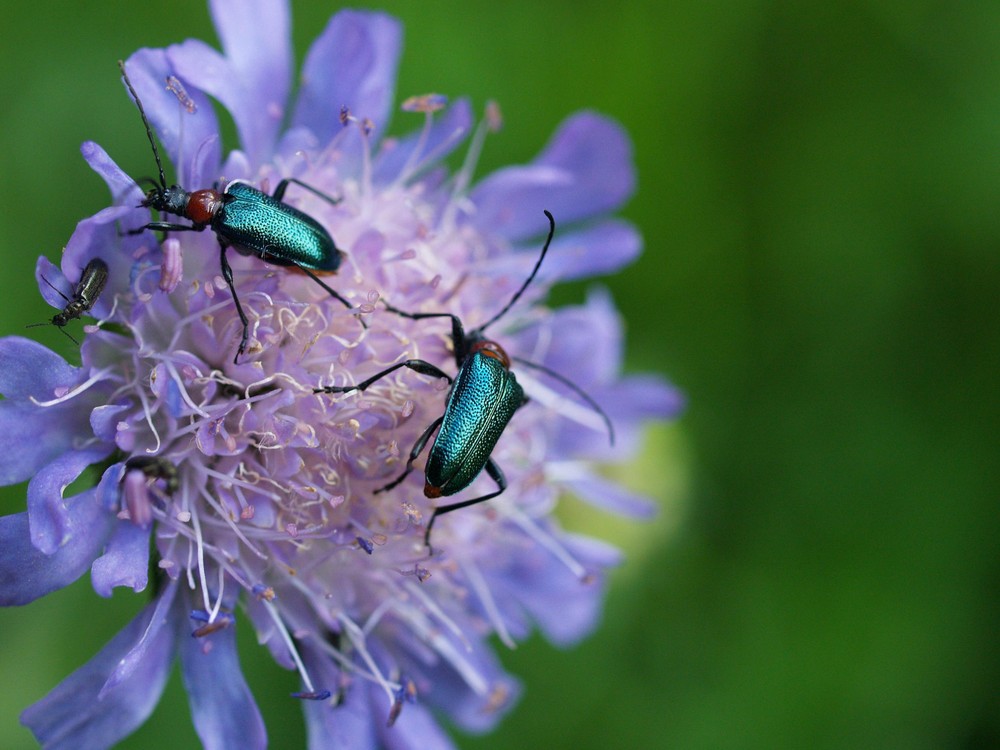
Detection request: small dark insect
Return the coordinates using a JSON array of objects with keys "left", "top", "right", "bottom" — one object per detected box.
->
[
  {"left": 28, "top": 258, "right": 109, "bottom": 344},
  {"left": 118, "top": 60, "right": 361, "bottom": 364},
  {"left": 124, "top": 456, "right": 180, "bottom": 496},
  {"left": 317, "top": 211, "right": 613, "bottom": 549}
]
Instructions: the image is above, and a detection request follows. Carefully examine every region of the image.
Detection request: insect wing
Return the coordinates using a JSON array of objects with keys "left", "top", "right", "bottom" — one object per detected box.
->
[
  {"left": 217, "top": 182, "right": 338, "bottom": 271},
  {"left": 76, "top": 258, "right": 110, "bottom": 304},
  {"left": 425, "top": 351, "right": 524, "bottom": 496}
]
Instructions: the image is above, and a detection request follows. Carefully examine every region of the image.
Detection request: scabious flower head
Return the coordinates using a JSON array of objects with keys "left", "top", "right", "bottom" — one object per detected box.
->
[{"left": 0, "top": 1, "right": 682, "bottom": 748}]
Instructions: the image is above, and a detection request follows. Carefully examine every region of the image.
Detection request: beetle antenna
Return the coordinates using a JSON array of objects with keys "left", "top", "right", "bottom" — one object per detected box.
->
[
  {"left": 476, "top": 210, "right": 555, "bottom": 335},
  {"left": 25, "top": 321, "right": 80, "bottom": 345},
  {"left": 136, "top": 176, "right": 162, "bottom": 191},
  {"left": 56, "top": 326, "right": 81, "bottom": 345},
  {"left": 118, "top": 60, "right": 167, "bottom": 189},
  {"left": 36, "top": 274, "right": 70, "bottom": 303},
  {"left": 512, "top": 356, "right": 615, "bottom": 446}
]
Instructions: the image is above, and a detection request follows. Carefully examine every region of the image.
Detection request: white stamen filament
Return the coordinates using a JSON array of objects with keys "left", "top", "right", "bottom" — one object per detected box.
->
[
  {"left": 460, "top": 558, "right": 515, "bottom": 649},
  {"left": 29, "top": 367, "right": 116, "bottom": 407},
  {"left": 338, "top": 613, "right": 397, "bottom": 708}
]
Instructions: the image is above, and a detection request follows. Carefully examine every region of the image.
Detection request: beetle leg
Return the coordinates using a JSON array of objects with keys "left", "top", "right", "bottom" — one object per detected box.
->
[
  {"left": 129, "top": 221, "right": 202, "bottom": 236},
  {"left": 218, "top": 244, "right": 252, "bottom": 364},
  {"left": 381, "top": 306, "right": 468, "bottom": 366},
  {"left": 423, "top": 459, "right": 507, "bottom": 550},
  {"left": 294, "top": 265, "right": 366, "bottom": 329},
  {"left": 374, "top": 415, "right": 444, "bottom": 496},
  {"left": 272, "top": 178, "right": 342, "bottom": 207},
  {"left": 315, "top": 359, "right": 452, "bottom": 394},
  {"left": 261, "top": 181, "right": 362, "bottom": 328}
]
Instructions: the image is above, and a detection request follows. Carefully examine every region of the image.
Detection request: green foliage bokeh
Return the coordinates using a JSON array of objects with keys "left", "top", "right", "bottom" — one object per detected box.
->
[{"left": 0, "top": 2, "right": 997, "bottom": 748}]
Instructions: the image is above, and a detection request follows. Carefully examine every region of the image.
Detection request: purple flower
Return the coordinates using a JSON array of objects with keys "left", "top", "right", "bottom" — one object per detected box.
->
[{"left": 1, "top": 2, "right": 682, "bottom": 748}]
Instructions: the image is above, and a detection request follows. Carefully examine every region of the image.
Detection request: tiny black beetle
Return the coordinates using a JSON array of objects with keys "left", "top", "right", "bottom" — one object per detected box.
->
[{"left": 29, "top": 258, "right": 109, "bottom": 344}]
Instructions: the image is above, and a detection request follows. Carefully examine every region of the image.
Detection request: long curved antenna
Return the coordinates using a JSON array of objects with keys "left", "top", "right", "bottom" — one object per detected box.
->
[
  {"left": 25, "top": 321, "right": 80, "bottom": 345},
  {"left": 512, "top": 356, "right": 615, "bottom": 446},
  {"left": 476, "top": 209, "right": 555, "bottom": 335},
  {"left": 118, "top": 60, "right": 167, "bottom": 189},
  {"left": 26, "top": 275, "right": 77, "bottom": 341},
  {"left": 35, "top": 274, "right": 70, "bottom": 303}
]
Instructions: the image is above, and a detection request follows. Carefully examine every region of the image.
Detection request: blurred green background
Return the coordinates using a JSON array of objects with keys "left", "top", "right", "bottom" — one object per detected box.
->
[{"left": 2, "top": 1, "right": 998, "bottom": 748}]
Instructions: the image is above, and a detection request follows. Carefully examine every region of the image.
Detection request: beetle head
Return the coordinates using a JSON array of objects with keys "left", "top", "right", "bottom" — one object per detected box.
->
[{"left": 469, "top": 339, "right": 511, "bottom": 369}]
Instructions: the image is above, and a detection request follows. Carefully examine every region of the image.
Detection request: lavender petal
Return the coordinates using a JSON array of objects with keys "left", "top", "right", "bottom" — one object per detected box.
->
[
  {"left": 0, "top": 402, "right": 85, "bottom": 486},
  {"left": 0, "top": 494, "right": 113, "bottom": 606},
  {"left": 27, "top": 447, "right": 114, "bottom": 555},
  {"left": 470, "top": 111, "right": 636, "bottom": 241},
  {"left": 20, "top": 585, "right": 177, "bottom": 750},
  {"left": 0, "top": 336, "right": 80, "bottom": 399},
  {"left": 179, "top": 594, "right": 267, "bottom": 750},
  {"left": 101, "top": 579, "right": 179, "bottom": 693},
  {"left": 301, "top": 643, "right": 378, "bottom": 749},
  {"left": 562, "top": 472, "right": 658, "bottom": 519},
  {"left": 377, "top": 681, "right": 457, "bottom": 750},
  {"left": 0, "top": 339, "right": 90, "bottom": 486},
  {"left": 492, "top": 530, "right": 621, "bottom": 647},
  {"left": 484, "top": 217, "right": 642, "bottom": 283},
  {"left": 91, "top": 519, "right": 151, "bottom": 596},
  {"left": 170, "top": 0, "right": 291, "bottom": 166},
  {"left": 121, "top": 48, "right": 221, "bottom": 188},
  {"left": 80, "top": 140, "right": 145, "bottom": 208},
  {"left": 373, "top": 98, "right": 473, "bottom": 184},
  {"left": 290, "top": 10, "right": 402, "bottom": 153}
]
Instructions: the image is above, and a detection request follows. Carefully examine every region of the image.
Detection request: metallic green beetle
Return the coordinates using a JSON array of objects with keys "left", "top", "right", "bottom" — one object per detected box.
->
[
  {"left": 119, "top": 61, "right": 358, "bottom": 363},
  {"left": 317, "top": 211, "right": 614, "bottom": 549}
]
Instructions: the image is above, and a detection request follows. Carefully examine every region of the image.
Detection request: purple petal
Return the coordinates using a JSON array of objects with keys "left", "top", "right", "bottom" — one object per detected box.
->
[
  {"left": 179, "top": 598, "right": 267, "bottom": 750},
  {"left": 20, "top": 584, "right": 177, "bottom": 749},
  {"left": 90, "top": 402, "right": 131, "bottom": 444},
  {"left": 169, "top": 0, "right": 290, "bottom": 166},
  {"left": 507, "top": 287, "right": 622, "bottom": 388},
  {"left": 0, "top": 401, "right": 92, "bottom": 487},
  {"left": 34, "top": 256, "right": 69, "bottom": 310},
  {"left": 243, "top": 599, "right": 292, "bottom": 670},
  {"left": 560, "top": 472, "right": 657, "bottom": 518},
  {"left": 470, "top": 111, "right": 636, "bottom": 241},
  {"left": 291, "top": 11, "right": 402, "bottom": 149},
  {"left": 27, "top": 447, "right": 113, "bottom": 555},
  {"left": 545, "top": 218, "right": 642, "bottom": 281},
  {"left": 60, "top": 203, "right": 144, "bottom": 309},
  {"left": 101, "top": 579, "right": 179, "bottom": 693},
  {"left": 608, "top": 374, "right": 686, "bottom": 423},
  {"left": 546, "top": 371, "right": 684, "bottom": 463},
  {"left": 243, "top": 586, "right": 316, "bottom": 671},
  {"left": 491, "top": 530, "right": 620, "bottom": 647},
  {"left": 91, "top": 519, "right": 150, "bottom": 597},
  {"left": 219, "top": 146, "right": 252, "bottom": 184},
  {"left": 377, "top": 682, "right": 456, "bottom": 750},
  {"left": 0, "top": 336, "right": 79, "bottom": 398},
  {"left": 0, "top": 494, "right": 114, "bottom": 606},
  {"left": 419, "top": 634, "right": 521, "bottom": 734},
  {"left": 373, "top": 99, "right": 473, "bottom": 184},
  {"left": 80, "top": 140, "right": 144, "bottom": 207},
  {"left": 544, "top": 374, "right": 684, "bottom": 459},
  {"left": 121, "top": 48, "right": 221, "bottom": 187},
  {"left": 301, "top": 643, "right": 378, "bottom": 749},
  {"left": 507, "top": 287, "right": 679, "bottom": 450},
  {"left": 484, "top": 218, "right": 642, "bottom": 283},
  {"left": 95, "top": 462, "right": 126, "bottom": 511}
]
